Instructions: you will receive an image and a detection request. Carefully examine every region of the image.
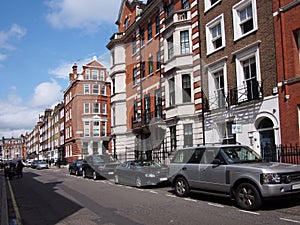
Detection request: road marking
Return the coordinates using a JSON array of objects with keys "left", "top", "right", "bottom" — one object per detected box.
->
[
  {"left": 238, "top": 210, "right": 260, "bottom": 215},
  {"left": 208, "top": 202, "right": 224, "bottom": 208},
  {"left": 280, "top": 218, "right": 300, "bottom": 224},
  {"left": 7, "top": 180, "right": 23, "bottom": 225},
  {"left": 166, "top": 194, "right": 177, "bottom": 198},
  {"left": 147, "top": 190, "right": 158, "bottom": 194},
  {"left": 184, "top": 198, "right": 197, "bottom": 202}
]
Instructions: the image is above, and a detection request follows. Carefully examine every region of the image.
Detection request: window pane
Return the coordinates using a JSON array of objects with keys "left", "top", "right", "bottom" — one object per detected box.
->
[
  {"left": 180, "top": 31, "right": 190, "bottom": 54},
  {"left": 182, "top": 74, "right": 191, "bottom": 103}
]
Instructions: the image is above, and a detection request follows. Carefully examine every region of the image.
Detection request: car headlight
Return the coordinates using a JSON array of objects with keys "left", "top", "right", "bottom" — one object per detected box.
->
[
  {"left": 145, "top": 173, "right": 155, "bottom": 178},
  {"left": 261, "top": 173, "right": 281, "bottom": 184}
]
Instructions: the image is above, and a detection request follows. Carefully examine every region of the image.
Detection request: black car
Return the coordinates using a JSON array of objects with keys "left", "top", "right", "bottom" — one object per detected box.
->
[
  {"left": 69, "top": 159, "right": 85, "bottom": 176},
  {"left": 82, "top": 154, "right": 120, "bottom": 180},
  {"left": 114, "top": 160, "right": 169, "bottom": 188}
]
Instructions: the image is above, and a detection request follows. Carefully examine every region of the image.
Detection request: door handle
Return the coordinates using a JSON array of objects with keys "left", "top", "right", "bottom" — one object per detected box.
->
[{"left": 182, "top": 167, "right": 187, "bottom": 171}]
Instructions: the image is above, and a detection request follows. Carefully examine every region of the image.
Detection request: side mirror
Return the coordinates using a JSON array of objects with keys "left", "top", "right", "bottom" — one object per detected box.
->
[{"left": 212, "top": 159, "right": 221, "bottom": 165}]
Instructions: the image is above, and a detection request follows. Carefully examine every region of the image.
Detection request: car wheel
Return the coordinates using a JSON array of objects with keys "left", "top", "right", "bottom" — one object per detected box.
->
[
  {"left": 75, "top": 170, "right": 79, "bottom": 176},
  {"left": 93, "top": 171, "right": 97, "bottom": 180},
  {"left": 114, "top": 174, "right": 119, "bottom": 184},
  {"left": 174, "top": 177, "right": 190, "bottom": 197},
  {"left": 69, "top": 169, "right": 72, "bottom": 175},
  {"left": 235, "top": 183, "right": 262, "bottom": 211},
  {"left": 82, "top": 170, "right": 86, "bottom": 179},
  {"left": 136, "top": 176, "right": 143, "bottom": 188}
]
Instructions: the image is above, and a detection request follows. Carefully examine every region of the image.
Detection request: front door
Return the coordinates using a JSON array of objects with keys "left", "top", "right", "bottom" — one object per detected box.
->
[{"left": 260, "top": 130, "right": 276, "bottom": 162}]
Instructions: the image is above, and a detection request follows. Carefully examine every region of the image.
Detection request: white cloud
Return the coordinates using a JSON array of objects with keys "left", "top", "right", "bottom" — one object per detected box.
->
[
  {"left": 0, "top": 80, "right": 64, "bottom": 138},
  {"left": 29, "top": 80, "right": 63, "bottom": 107},
  {"left": 0, "top": 53, "right": 7, "bottom": 61},
  {"left": 0, "top": 95, "right": 40, "bottom": 138},
  {"left": 49, "top": 62, "right": 74, "bottom": 79},
  {"left": 45, "top": 0, "right": 122, "bottom": 32},
  {"left": 0, "top": 24, "right": 26, "bottom": 51}
]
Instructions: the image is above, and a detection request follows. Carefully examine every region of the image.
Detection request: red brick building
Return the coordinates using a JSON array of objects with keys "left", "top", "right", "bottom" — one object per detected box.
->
[
  {"left": 107, "top": 0, "right": 203, "bottom": 162},
  {"left": 64, "top": 57, "right": 111, "bottom": 163},
  {"left": 273, "top": 0, "right": 300, "bottom": 145}
]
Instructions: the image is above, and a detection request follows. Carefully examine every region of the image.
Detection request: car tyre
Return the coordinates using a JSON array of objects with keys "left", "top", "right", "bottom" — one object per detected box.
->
[
  {"left": 136, "top": 176, "right": 143, "bottom": 188},
  {"left": 114, "top": 174, "right": 119, "bottom": 184},
  {"left": 69, "top": 169, "right": 72, "bottom": 175},
  {"left": 93, "top": 171, "right": 98, "bottom": 180},
  {"left": 235, "top": 183, "right": 262, "bottom": 211},
  {"left": 75, "top": 170, "right": 79, "bottom": 176},
  {"left": 82, "top": 170, "right": 86, "bottom": 179},
  {"left": 174, "top": 177, "right": 190, "bottom": 197}
]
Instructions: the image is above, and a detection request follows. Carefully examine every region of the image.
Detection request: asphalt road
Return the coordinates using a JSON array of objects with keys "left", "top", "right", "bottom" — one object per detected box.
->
[{"left": 5, "top": 167, "right": 300, "bottom": 225}]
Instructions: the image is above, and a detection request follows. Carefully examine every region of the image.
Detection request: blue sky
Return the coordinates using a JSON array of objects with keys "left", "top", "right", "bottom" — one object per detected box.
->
[{"left": 0, "top": 0, "right": 122, "bottom": 138}]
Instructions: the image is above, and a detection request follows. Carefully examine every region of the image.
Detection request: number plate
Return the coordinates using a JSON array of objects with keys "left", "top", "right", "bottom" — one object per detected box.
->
[
  {"left": 160, "top": 177, "right": 168, "bottom": 181},
  {"left": 292, "top": 184, "right": 300, "bottom": 190},
  {"left": 108, "top": 172, "right": 114, "bottom": 175}
]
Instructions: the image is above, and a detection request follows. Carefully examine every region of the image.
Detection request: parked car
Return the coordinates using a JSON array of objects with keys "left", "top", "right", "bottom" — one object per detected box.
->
[
  {"left": 114, "top": 160, "right": 169, "bottom": 188},
  {"left": 22, "top": 160, "right": 32, "bottom": 167},
  {"left": 36, "top": 161, "right": 49, "bottom": 170},
  {"left": 31, "top": 160, "right": 41, "bottom": 169},
  {"left": 82, "top": 154, "right": 120, "bottom": 180},
  {"left": 69, "top": 159, "right": 85, "bottom": 176},
  {"left": 168, "top": 145, "right": 300, "bottom": 211}
]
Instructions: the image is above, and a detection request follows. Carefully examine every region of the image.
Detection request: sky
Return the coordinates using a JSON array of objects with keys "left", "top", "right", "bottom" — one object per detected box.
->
[{"left": 0, "top": 0, "right": 123, "bottom": 138}]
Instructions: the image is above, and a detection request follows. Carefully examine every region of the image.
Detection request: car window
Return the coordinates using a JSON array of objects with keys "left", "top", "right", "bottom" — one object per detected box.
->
[
  {"left": 187, "top": 149, "right": 204, "bottom": 164},
  {"left": 221, "top": 146, "right": 261, "bottom": 163}
]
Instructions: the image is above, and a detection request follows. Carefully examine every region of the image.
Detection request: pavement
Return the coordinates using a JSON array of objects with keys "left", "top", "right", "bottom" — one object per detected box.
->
[
  {"left": 0, "top": 168, "right": 9, "bottom": 225},
  {"left": 0, "top": 165, "right": 68, "bottom": 225}
]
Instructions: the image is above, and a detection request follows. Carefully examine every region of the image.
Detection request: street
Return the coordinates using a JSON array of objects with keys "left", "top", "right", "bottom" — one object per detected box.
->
[{"left": 5, "top": 167, "right": 300, "bottom": 225}]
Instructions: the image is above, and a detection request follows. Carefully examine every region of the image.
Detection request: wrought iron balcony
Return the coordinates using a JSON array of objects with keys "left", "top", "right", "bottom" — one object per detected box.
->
[
  {"left": 132, "top": 110, "right": 165, "bottom": 130},
  {"left": 204, "top": 80, "right": 263, "bottom": 111}
]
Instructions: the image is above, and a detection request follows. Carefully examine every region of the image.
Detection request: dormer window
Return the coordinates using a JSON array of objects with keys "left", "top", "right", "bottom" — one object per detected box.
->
[{"left": 124, "top": 17, "right": 130, "bottom": 29}]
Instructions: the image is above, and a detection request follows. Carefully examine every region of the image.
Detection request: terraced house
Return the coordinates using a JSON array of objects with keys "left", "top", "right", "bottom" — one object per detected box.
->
[
  {"left": 199, "top": 0, "right": 279, "bottom": 161},
  {"left": 107, "top": 0, "right": 203, "bottom": 162}
]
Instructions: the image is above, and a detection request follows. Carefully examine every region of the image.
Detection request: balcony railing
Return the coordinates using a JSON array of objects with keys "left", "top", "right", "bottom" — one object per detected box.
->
[
  {"left": 164, "top": 9, "right": 191, "bottom": 29},
  {"left": 204, "top": 80, "right": 263, "bottom": 111},
  {"left": 132, "top": 110, "right": 165, "bottom": 129}
]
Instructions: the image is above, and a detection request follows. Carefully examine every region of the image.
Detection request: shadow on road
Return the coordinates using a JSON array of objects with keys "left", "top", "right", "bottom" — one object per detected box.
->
[
  {"left": 167, "top": 189, "right": 300, "bottom": 211},
  {"left": 7, "top": 172, "right": 82, "bottom": 225}
]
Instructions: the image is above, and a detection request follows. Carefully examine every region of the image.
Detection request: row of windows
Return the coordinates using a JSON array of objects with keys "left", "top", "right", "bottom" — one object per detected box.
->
[
  {"left": 84, "top": 121, "right": 107, "bottom": 137},
  {"left": 168, "top": 74, "right": 192, "bottom": 107},
  {"left": 84, "top": 84, "right": 106, "bottom": 95},
  {"left": 84, "top": 102, "right": 107, "bottom": 115},
  {"left": 207, "top": 44, "right": 261, "bottom": 110},
  {"left": 85, "top": 69, "right": 106, "bottom": 81},
  {"left": 206, "top": 0, "right": 258, "bottom": 55}
]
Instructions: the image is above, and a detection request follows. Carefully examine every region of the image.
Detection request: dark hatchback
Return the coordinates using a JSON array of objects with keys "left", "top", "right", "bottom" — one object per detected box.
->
[
  {"left": 69, "top": 159, "right": 85, "bottom": 176},
  {"left": 82, "top": 154, "right": 120, "bottom": 180},
  {"left": 114, "top": 160, "right": 169, "bottom": 188}
]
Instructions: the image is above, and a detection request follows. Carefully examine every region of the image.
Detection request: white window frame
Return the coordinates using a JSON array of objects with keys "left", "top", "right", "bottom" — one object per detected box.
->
[
  {"left": 204, "top": 0, "right": 221, "bottom": 12},
  {"left": 84, "top": 103, "right": 90, "bottom": 114},
  {"left": 92, "top": 84, "right": 99, "bottom": 94},
  {"left": 100, "top": 70, "right": 105, "bottom": 81},
  {"left": 102, "top": 102, "right": 107, "bottom": 115},
  {"left": 102, "top": 122, "right": 107, "bottom": 136},
  {"left": 84, "top": 84, "right": 90, "bottom": 94},
  {"left": 86, "top": 69, "right": 90, "bottom": 79},
  {"left": 207, "top": 59, "right": 227, "bottom": 110},
  {"left": 92, "top": 69, "right": 99, "bottom": 80},
  {"left": 93, "top": 103, "right": 100, "bottom": 114},
  {"left": 84, "top": 121, "right": 90, "bottom": 137},
  {"left": 235, "top": 44, "right": 261, "bottom": 102},
  {"left": 206, "top": 14, "right": 225, "bottom": 55},
  {"left": 232, "top": 0, "right": 258, "bottom": 41},
  {"left": 101, "top": 85, "right": 106, "bottom": 95},
  {"left": 93, "top": 121, "right": 100, "bottom": 137}
]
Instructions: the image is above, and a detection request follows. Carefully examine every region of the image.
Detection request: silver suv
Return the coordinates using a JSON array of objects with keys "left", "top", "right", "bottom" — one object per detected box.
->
[{"left": 168, "top": 145, "right": 300, "bottom": 210}]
